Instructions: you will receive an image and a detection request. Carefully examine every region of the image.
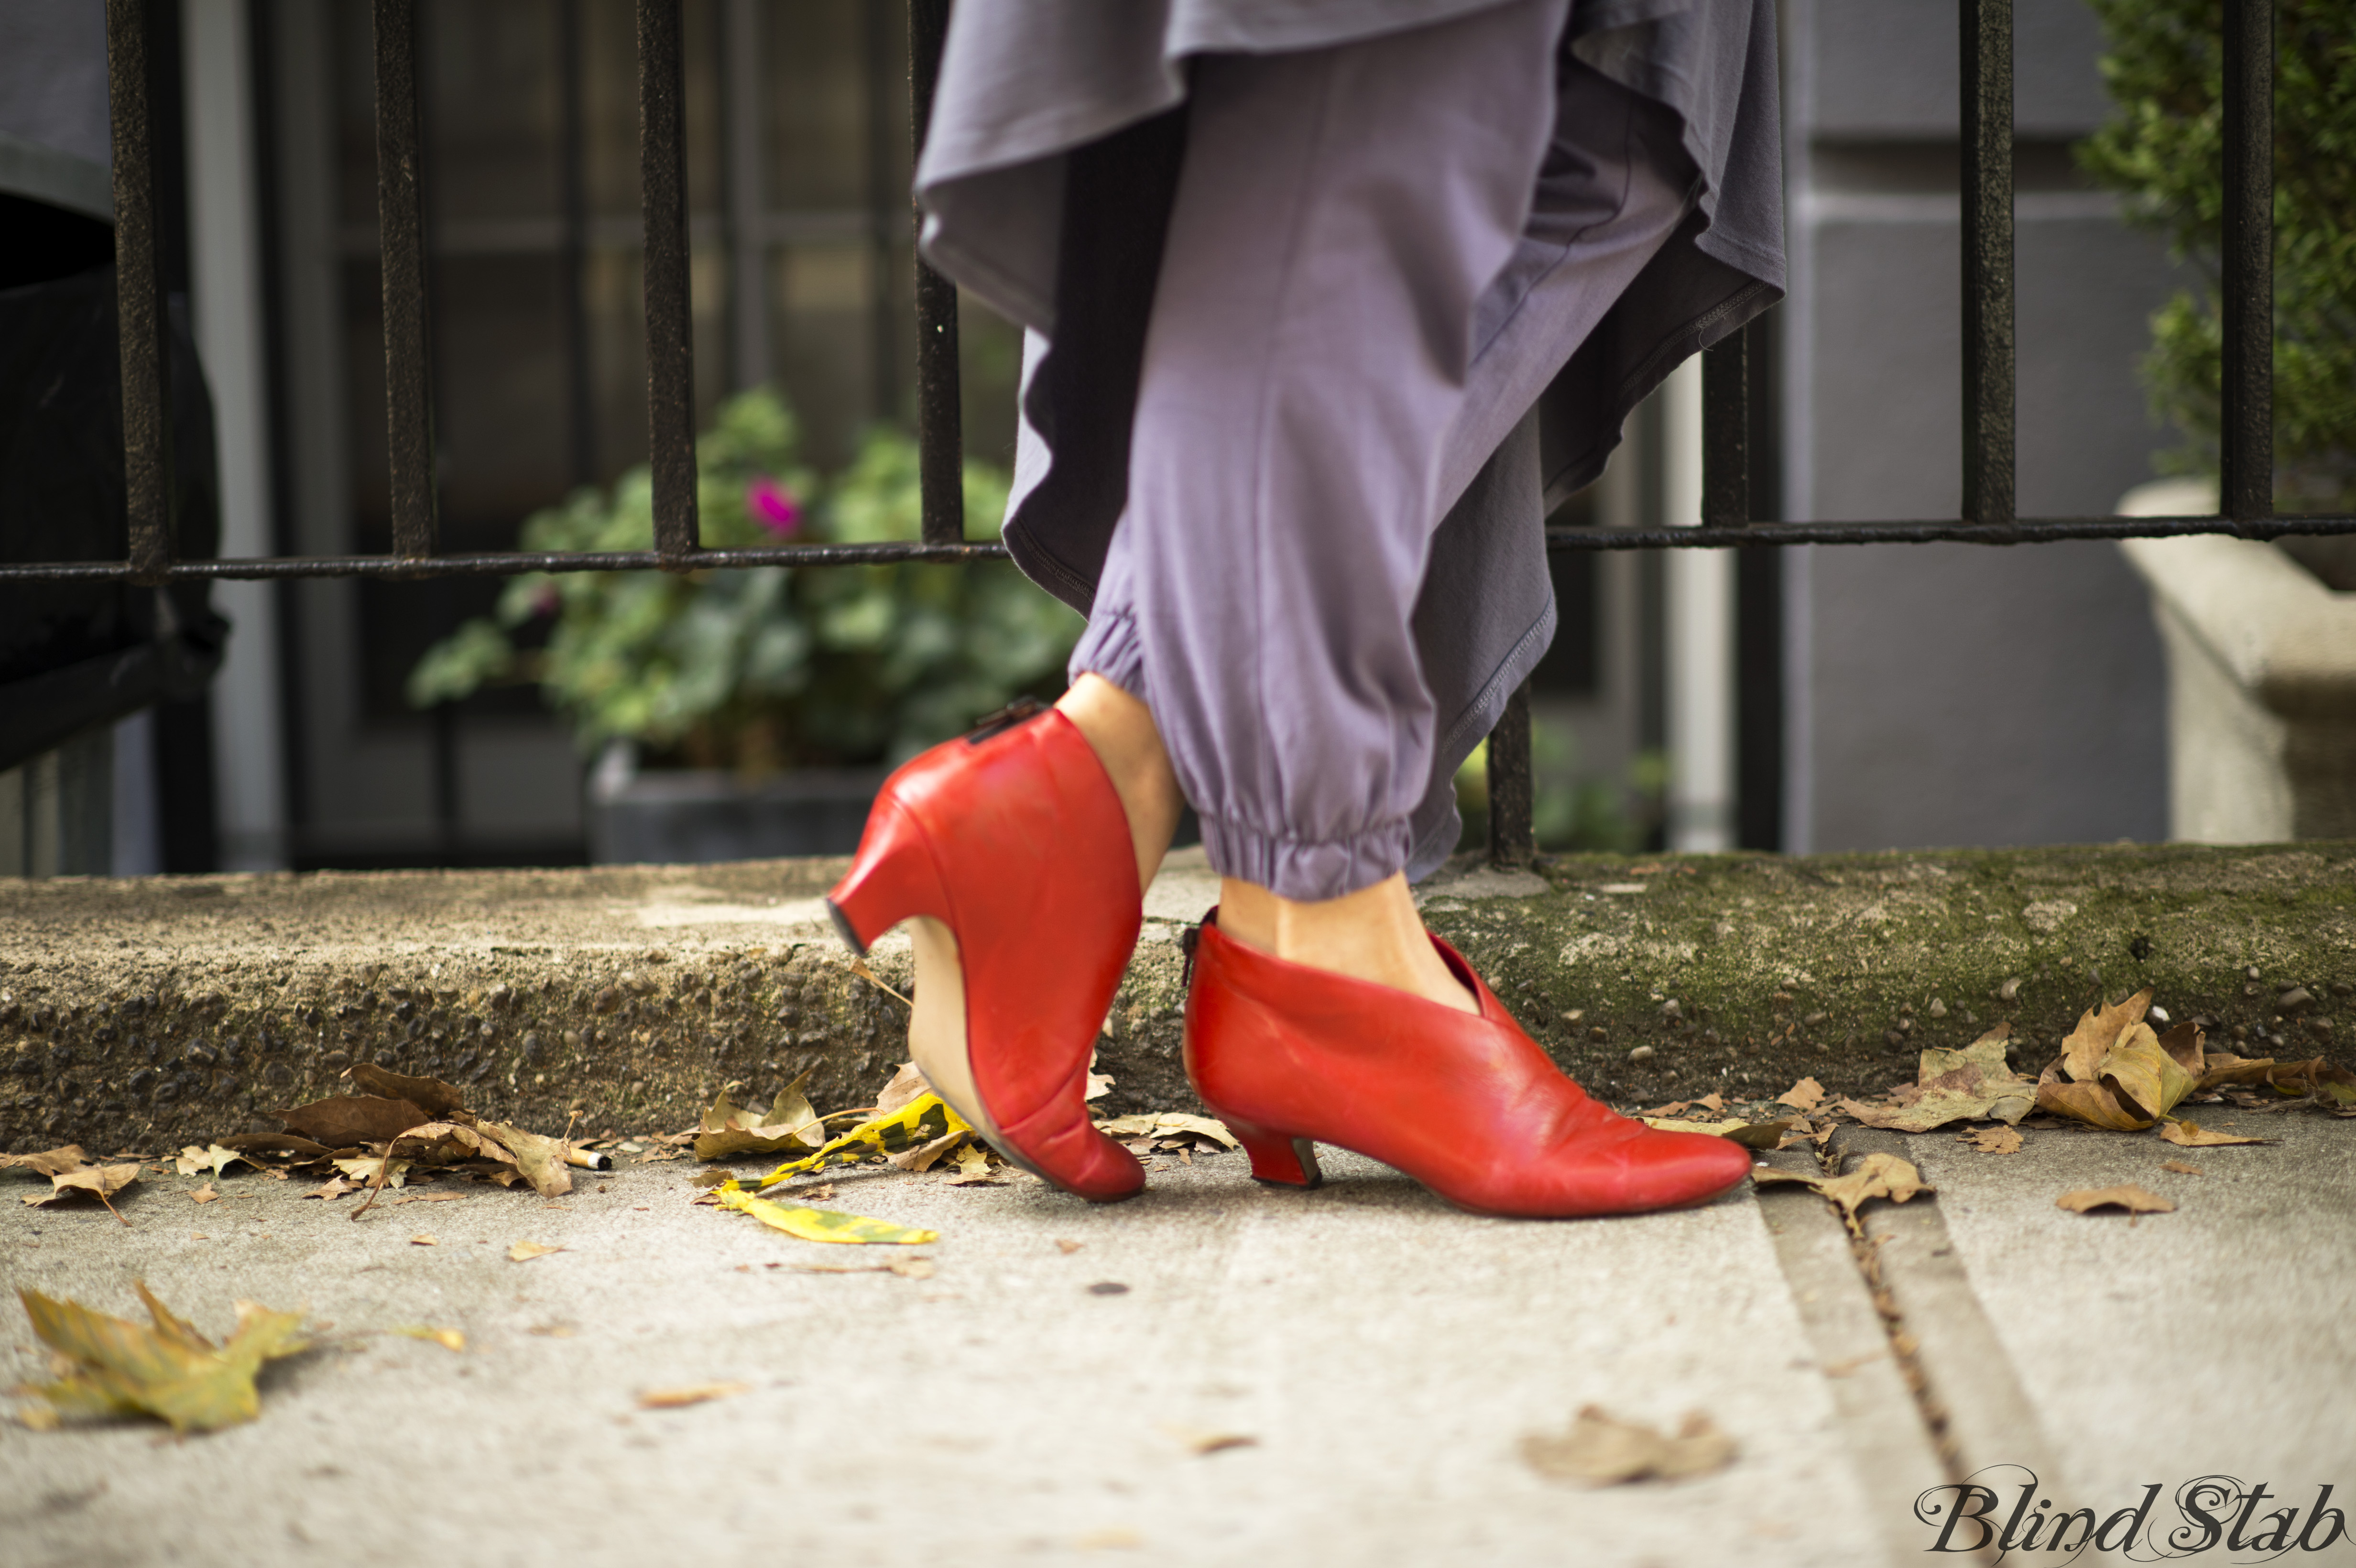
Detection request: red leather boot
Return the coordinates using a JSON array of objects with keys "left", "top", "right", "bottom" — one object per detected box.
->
[
  {"left": 1183, "top": 912, "right": 1754, "bottom": 1217},
  {"left": 827, "top": 701, "right": 1145, "bottom": 1202}
]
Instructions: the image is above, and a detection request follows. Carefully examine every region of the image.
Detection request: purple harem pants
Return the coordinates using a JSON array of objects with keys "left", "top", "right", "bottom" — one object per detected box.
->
[{"left": 1065, "top": 0, "right": 1693, "bottom": 900}]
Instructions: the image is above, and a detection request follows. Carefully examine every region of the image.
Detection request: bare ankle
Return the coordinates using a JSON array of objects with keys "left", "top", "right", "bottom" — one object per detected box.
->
[
  {"left": 1215, "top": 872, "right": 1478, "bottom": 1015},
  {"left": 1055, "top": 675, "right": 1183, "bottom": 891}
]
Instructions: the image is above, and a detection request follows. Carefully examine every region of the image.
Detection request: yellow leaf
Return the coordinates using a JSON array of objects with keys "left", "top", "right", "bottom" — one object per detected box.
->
[
  {"left": 2060, "top": 989, "right": 2154, "bottom": 1083},
  {"left": 753, "top": 1093, "right": 971, "bottom": 1188},
  {"left": 16, "top": 1285, "right": 307, "bottom": 1434},
  {"left": 392, "top": 1325, "right": 465, "bottom": 1352},
  {"left": 409, "top": 1233, "right": 438, "bottom": 1245},
  {"left": 174, "top": 1144, "right": 249, "bottom": 1179},
  {"left": 638, "top": 1381, "right": 747, "bottom": 1409},
  {"left": 711, "top": 1180, "right": 938, "bottom": 1245},
  {"left": 508, "top": 1240, "right": 564, "bottom": 1262}
]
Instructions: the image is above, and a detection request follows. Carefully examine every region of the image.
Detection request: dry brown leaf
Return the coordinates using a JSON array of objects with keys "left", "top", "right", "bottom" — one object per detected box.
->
[
  {"left": 189, "top": 1184, "right": 220, "bottom": 1205},
  {"left": 1055, "top": 1239, "right": 1084, "bottom": 1255},
  {"left": 173, "top": 1144, "right": 249, "bottom": 1180},
  {"left": 637, "top": 1381, "right": 747, "bottom": 1409},
  {"left": 507, "top": 1240, "right": 563, "bottom": 1262},
  {"left": 1754, "top": 1152, "right": 1931, "bottom": 1220},
  {"left": 26, "top": 1162, "right": 141, "bottom": 1222},
  {"left": 874, "top": 1062, "right": 932, "bottom": 1117},
  {"left": 409, "top": 1233, "right": 438, "bottom": 1246},
  {"left": 886, "top": 1128, "right": 967, "bottom": 1173},
  {"left": 2055, "top": 1184, "right": 2175, "bottom": 1215},
  {"left": 1641, "top": 1116, "right": 1790, "bottom": 1149},
  {"left": 2037, "top": 991, "right": 2204, "bottom": 1132},
  {"left": 0, "top": 1145, "right": 88, "bottom": 1178},
  {"left": 1695, "top": 1092, "right": 1727, "bottom": 1113},
  {"left": 693, "top": 1075, "right": 830, "bottom": 1161},
  {"left": 301, "top": 1175, "right": 358, "bottom": 1201},
  {"left": 1965, "top": 1126, "right": 2024, "bottom": 1154},
  {"left": 473, "top": 1121, "right": 573, "bottom": 1199},
  {"left": 278, "top": 1095, "right": 431, "bottom": 1147},
  {"left": 1161, "top": 1424, "right": 1258, "bottom": 1456},
  {"left": 348, "top": 1063, "right": 469, "bottom": 1119},
  {"left": 1092, "top": 1112, "right": 1240, "bottom": 1150},
  {"left": 1776, "top": 1078, "right": 1826, "bottom": 1113},
  {"left": 2158, "top": 1120, "right": 2268, "bottom": 1147},
  {"left": 1522, "top": 1405, "right": 1737, "bottom": 1486},
  {"left": 1846, "top": 1028, "right": 2034, "bottom": 1132},
  {"left": 2160, "top": 1159, "right": 2203, "bottom": 1176},
  {"left": 332, "top": 1155, "right": 409, "bottom": 1190}
]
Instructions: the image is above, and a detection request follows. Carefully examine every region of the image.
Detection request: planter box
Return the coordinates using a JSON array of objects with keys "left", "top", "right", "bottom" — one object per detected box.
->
[
  {"left": 2119, "top": 479, "right": 2356, "bottom": 841},
  {"left": 587, "top": 744, "right": 885, "bottom": 864}
]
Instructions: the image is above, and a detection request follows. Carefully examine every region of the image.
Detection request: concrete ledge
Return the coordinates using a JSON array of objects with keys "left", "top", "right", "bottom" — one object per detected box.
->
[{"left": 2, "top": 842, "right": 2352, "bottom": 1152}]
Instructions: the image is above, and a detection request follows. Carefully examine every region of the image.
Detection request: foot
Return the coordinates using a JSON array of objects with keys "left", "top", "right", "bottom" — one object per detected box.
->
[
  {"left": 1216, "top": 872, "right": 1480, "bottom": 1016},
  {"left": 1055, "top": 675, "right": 1184, "bottom": 892}
]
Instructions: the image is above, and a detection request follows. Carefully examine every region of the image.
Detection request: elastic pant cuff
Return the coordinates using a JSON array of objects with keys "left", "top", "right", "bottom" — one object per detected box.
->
[
  {"left": 1199, "top": 812, "right": 1418, "bottom": 904},
  {"left": 1069, "top": 607, "right": 1147, "bottom": 702}
]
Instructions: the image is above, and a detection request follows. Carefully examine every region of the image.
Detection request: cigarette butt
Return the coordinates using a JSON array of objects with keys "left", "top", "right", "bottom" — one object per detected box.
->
[{"left": 564, "top": 1147, "right": 614, "bottom": 1171}]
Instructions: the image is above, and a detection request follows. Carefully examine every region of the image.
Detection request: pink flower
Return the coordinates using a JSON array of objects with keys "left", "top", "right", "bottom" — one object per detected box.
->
[{"left": 746, "top": 476, "right": 801, "bottom": 537}]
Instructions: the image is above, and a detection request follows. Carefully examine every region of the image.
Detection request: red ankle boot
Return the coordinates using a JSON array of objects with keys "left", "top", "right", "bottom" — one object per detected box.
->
[
  {"left": 1182, "top": 912, "right": 1754, "bottom": 1217},
  {"left": 827, "top": 702, "right": 1145, "bottom": 1202}
]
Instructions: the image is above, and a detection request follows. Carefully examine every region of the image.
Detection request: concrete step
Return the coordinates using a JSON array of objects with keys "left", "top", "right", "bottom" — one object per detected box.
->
[{"left": 2, "top": 841, "right": 2352, "bottom": 1154}]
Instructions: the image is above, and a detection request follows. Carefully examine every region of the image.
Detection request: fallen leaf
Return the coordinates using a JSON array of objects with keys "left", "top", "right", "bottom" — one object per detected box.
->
[
  {"left": 710, "top": 1179, "right": 938, "bottom": 1245},
  {"left": 1754, "top": 1153, "right": 1931, "bottom": 1221},
  {"left": 1091, "top": 1112, "right": 1239, "bottom": 1149},
  {"left": 874, "top": 1062, "right": 932, "bottom": 1117},
  {"left": 1965, "top": 1127, "right": 2023, "bottom": 1155},
  {"left": 332, "top": 1156, "right": 410, "bottom": 1190},
  {"left": 213, "top": 1133, "right": 335, "bottom": 1163},
  {"left": 952, "top": 1144, "right": 993, "bottom": 1178},
  {"left": 391, "top": 1325, "right": 464, "bottom": 1352},
  {"left": 1846, "top": 1027, "right": 2034, "bottom": 1132},
  {"left": 472, "top": 1120, "right": 573, "bottom": 1199},
  {"left": 2055, "top": 1185, "right": 2175, "bottom": 1215},
  {"left": 189, "top": 1185, "right": 221, "bottom": 1205},
  {"left": 692, "top": 1074, "right": 832, "bottom": 1161},
  {"left": 1642, "top": 1100, "right": 1691, "bottom": 1118},
  {"left": 1641, "top": 1116, "right": 1791, "bottom": 1149},
  {"left": 2036, "top": 991, "right": 2202, "bottom": 1132},
  {"left": 26, "top": 1162, "right": 142, "bottom": 1223},
  {"left": 508, "top": 1241, "right": 564, "bottom": 1262},
  {"left": 302, "top": 1175, "right": 358, "bottom": 1201},
  {"left": 1695, "top": 1092, "right": 1727, "bottom": 1113},
  {"left": 637, "top": 1382, "right": 747, "bottom": 1409},
  {"left": 277, "top": 1095, "right": 431, "bottom": 1147},
  {"left": 15, "top": 1282, "right": 308, "bottom": 1434},
  {"left": 174, "top": 1144, "right": 250, "bottom": 1180},
  {"left": 2158, "top": 1120, "right": 2269, "bottom": 1148},
  {"left": 1521, "top": 1405, "right": 1737, "bottom": 1486},
  {"left": 347, "top": 1063, "right": 469, "bottom": 1119},
  {"left": 1776, "top": 1078, "right": 1826, "bottom": 1113},
  {"left": 1056, "top": 1239, "right": 1084, "bottom": 1255},
  {"left": 886, "top": 1128, "right": 968, "bottom": 1172},
  {"left": 409, "top": 1233, "right": 438, "bottom": 1246},
  {"left": 0, "top": 1145, "right": 88, "bottom": 1177},
  {"left": 1161, "top": 1423, "right": 1258, "bottom": 1456},
  {"left": 753, "top": 1094, "right": 971, "bottom": 1188},
  {"left": 2160, "top": 1159, "right": 2203, "bottom": 1176}
]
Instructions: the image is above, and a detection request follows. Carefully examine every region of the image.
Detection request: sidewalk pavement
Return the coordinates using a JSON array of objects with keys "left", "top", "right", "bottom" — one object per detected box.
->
[{"left": 5, "top": 1105, "right": 2352, "bottom": 1567}]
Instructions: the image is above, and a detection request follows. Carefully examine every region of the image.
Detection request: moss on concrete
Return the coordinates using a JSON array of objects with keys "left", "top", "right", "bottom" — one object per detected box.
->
[{"left": 1, "top": 842, "right": 2350, "bottom": 1152}]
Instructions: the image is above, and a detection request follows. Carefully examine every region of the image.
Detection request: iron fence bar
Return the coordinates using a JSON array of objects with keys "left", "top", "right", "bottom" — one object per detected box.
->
[
  {"left": 1485, "top": 681, "right": 1535, "bottom": 870},
  {"left": 1960, "top": 0, "right": 2015, "bottom": 527},
  {"left": 909, "top": 0, "right": 964, "bottom": 544},
  {"left": 639, "top": 0, "right": 701, "bottom": 564},
  {"left": 372, "top": 0, "right": 437, "bottom": 559},
  {"left": 2220, "top": 0, "right": 2273, "bottom": 521},
  {"left": 15, "top": 512, "right": 2356, "bottom": 587},
  {"left": 106, "top": 0, "right": 175, "bottom": 586},
  {"left": 1701, "top": 329, "right": 1749, "bottom": 525}
]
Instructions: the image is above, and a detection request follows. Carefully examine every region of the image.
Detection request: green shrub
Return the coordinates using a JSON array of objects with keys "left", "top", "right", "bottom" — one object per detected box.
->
[
  {"left": 2078, "top": 0, "right": 2356, "bottom": 510},
  {"left": 407, "top": 389, "right": 1084, "bottom": 771}
]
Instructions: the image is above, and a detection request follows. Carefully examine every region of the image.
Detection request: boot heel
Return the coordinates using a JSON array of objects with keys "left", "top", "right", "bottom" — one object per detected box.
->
[
  {"left": 825, "top": 799, "right": 948, "bottom": 956},
  {"left": 1230, "top": 1122, "right": 1322, "bottom": 1189}
]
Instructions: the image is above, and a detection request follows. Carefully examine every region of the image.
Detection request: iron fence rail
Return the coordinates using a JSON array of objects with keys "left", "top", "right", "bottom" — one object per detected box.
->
[{"left": 66, "top": 0, "right": 2356, "bottom": 863}]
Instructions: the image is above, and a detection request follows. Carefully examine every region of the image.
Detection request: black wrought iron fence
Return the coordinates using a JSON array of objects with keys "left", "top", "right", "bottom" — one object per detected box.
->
[{"left": 14, "top": 0, "right": 2352, "bottom": 867}]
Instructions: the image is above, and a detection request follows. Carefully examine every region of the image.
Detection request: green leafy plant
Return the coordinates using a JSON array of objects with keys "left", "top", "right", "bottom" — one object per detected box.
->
[
  {"left": 2077, "top": 0, "right": 2356, "bottom": 510},
  {"left": 408, "top": 389, "right": 1083, "bottom": 771}
]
